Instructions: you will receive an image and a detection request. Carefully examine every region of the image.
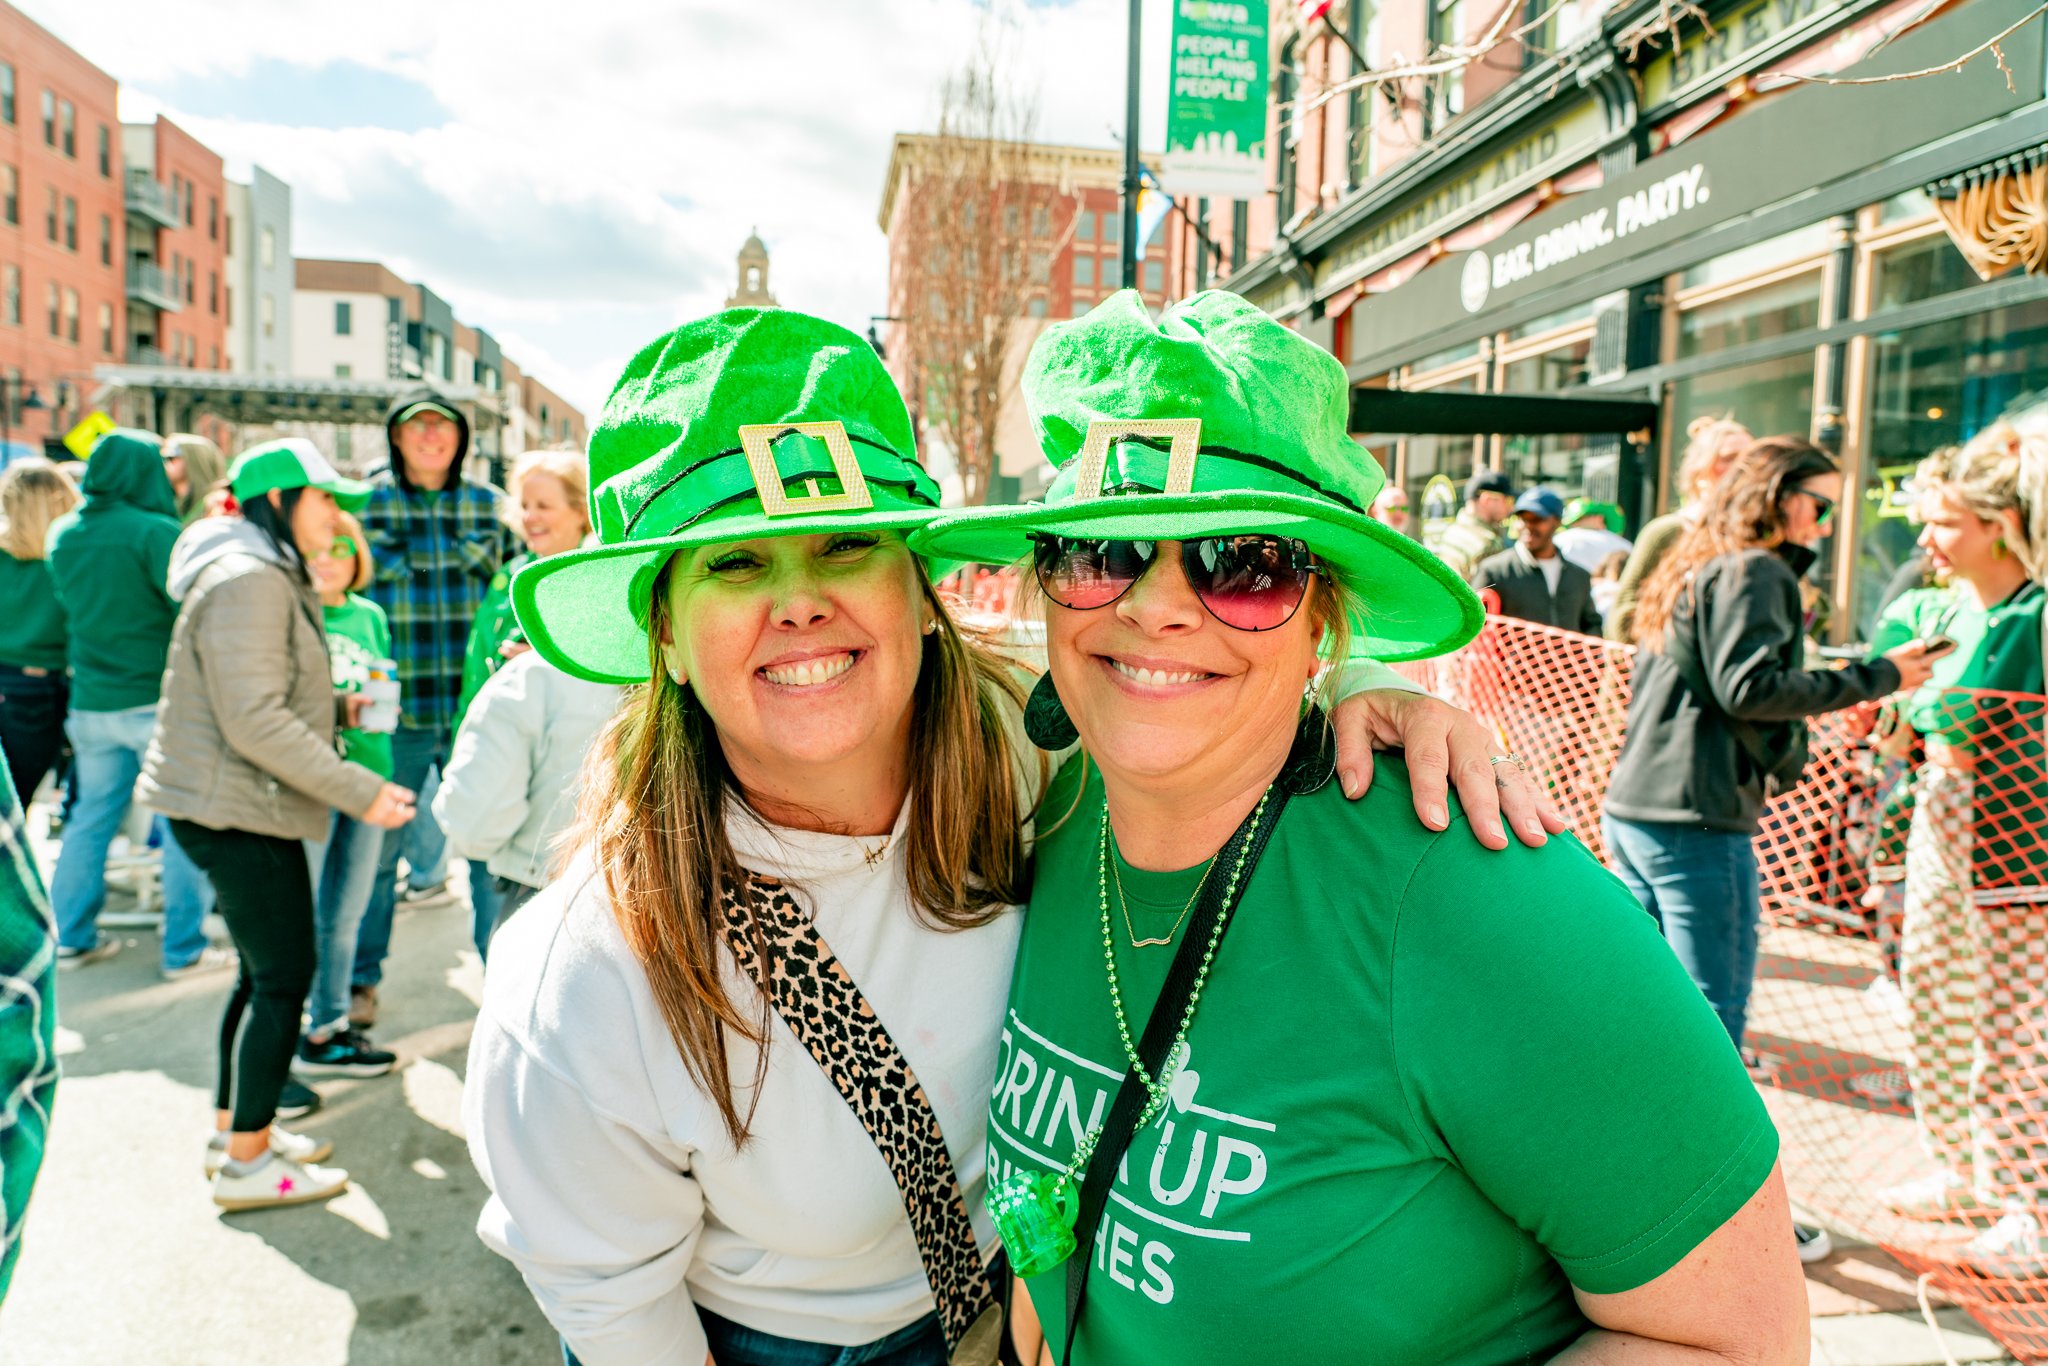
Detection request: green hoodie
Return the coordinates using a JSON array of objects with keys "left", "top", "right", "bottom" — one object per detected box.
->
[{"left": 45, "top": 430, "right": 184, "bottom": 712}]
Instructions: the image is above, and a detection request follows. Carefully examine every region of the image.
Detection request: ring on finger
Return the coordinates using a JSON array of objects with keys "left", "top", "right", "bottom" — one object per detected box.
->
[{"left": 1488, "top": 753, "right": 1530, "bottom": 784}]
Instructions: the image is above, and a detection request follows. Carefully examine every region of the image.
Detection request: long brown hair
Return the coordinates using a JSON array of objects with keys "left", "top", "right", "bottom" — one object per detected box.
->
[
  {"left": 572, "top": 551, "right": 1039, "bottom": 1147},
  {"left": 1632, "top": 435, "right": 1839, "bottom": 649}
]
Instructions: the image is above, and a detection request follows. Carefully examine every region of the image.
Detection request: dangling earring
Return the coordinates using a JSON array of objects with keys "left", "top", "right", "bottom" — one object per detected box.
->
[
  {"left": 923, "top": 618, "right": 938, "bottom": 636},
  {"left": 1023, "top": 671, "right": 1079, "bottom": 751},
  {"left": 1995, "top": 537, "right": 2010, "bottom": 560}
]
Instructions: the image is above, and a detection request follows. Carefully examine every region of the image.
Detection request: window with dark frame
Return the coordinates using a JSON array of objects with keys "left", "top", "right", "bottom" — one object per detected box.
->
[
  {"left": 58, "top": 99, "right": 73, "bottom": 157},
  {"left": 1348, "top": 0, "right": 1376, "bottom": 188},
  {"left": 99, "top": 302, "right": 112, "bottom": 353},
  {"left": 39, "top": 90, "right": 51, "bottom": 145},
  {"left": 0, "top": 66, "right": 14, "bottom": 126},
  {"left": 2, "top": 165, "right": 15, "bottom": 227},
  {"left": 98, "top": 124, "right": 110, "bottom": 176},
  {"left": 43, "top": 186, "right": 55, "bottom": 241},
  {"left": 336, "top": 300, "right": 352, "bottom": 335},
  {"left": 62, "top": 196, "right": 75, "bottom": 250},
  {"left": 1425, "top": 0, "right": 1467, "bottom": 132},
  {"left": 45, "top": 281, "right": 57, "bottom": 336},
  {"left": 99, "top": 214, "right": 111, "bottom": 266},
  {"left": 4, "top": 266, "right": 18, "bottom": 326},
  {"left": 209, "top": 196, "right": 217, "bottom": 239}
]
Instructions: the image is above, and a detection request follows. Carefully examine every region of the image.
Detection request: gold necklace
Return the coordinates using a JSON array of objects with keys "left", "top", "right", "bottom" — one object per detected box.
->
[
  {"left": 1109, "top": 834, "right": 1216, "bottom": 949},
  {"left": 860, "top": 835, "right": 891, "bottom": 869}
]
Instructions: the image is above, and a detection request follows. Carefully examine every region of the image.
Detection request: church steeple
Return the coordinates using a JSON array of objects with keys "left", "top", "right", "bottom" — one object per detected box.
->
[{"left": 726, "top": 229, "right": 779, "bottom": 308}]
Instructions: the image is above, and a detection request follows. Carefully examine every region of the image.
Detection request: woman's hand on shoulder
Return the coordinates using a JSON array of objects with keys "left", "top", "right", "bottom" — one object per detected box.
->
[{"left": 1329, "top": 690, "right": 1568, "bottom": 850}]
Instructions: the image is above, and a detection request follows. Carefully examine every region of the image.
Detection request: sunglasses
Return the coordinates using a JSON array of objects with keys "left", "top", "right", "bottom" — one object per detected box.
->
[
  {"left": 1789, "top": 488, "right": 1837, "bottom": 528},
  {"left": 1030, "top": 533, "right": 1323, "bottom": 632},
  {"left": 321, "top": 536, "right": 359, "bottom": 560}
]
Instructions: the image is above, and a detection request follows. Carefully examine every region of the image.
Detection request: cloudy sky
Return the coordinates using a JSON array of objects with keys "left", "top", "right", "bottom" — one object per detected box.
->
[{"left": 40, "top": 0, "right": 1185, "bottom": 418}]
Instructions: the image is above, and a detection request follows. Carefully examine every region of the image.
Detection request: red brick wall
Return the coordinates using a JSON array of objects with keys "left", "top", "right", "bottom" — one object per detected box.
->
[
  {"left": 0, "top": 2, "right": 123, "bottom": 444},
  {"left": 149, "top": 116, "right": 228, "bottom": 376}
]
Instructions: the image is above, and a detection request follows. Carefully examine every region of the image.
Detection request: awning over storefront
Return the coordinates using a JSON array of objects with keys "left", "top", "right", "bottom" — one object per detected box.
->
[
  {"left": 90, "top": 364, "right": 499, "bottom": 429},
  {"left": 1352, "top": 388, "right": 1658, "bottom": 439},
  {"left": 1929, "top": 142, "right": 2048, "bottom": 278}
]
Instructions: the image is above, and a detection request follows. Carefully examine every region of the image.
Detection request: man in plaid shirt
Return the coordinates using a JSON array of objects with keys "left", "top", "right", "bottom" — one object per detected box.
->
[
  {"left": 351, "top": 390, "right": 516, "bottom": 1023},
  {"left": 0, "top": 748, "right": 57, "bottom": 1301}
]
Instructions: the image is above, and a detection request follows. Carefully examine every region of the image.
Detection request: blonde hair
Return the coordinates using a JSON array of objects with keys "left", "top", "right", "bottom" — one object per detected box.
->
[
  {"left": 507, "top": 447, "right": 590, "bottom": 540},
  {"left": 572, "top": 549, "right": 1037, "bottom": 1148},
  {"left": 331, "top": 509, "right": 375, "bottom": 593},
  {"left": 1921, "top": 423, "right": 2048, "bottom": 582},
  {"left": 163, "top": 433, "right": 227, "bottom": 522},
  {"left": 0, "top": 458, "right": 81, "bottom": 561},
  {"left": 1678, "top": 416, "right": 1752, "bottom": 504}
]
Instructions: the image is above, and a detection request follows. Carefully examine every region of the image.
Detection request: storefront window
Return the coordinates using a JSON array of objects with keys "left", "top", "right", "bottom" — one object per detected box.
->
[
  {"left": 1507, "top": 301, "right": 1595, "bottom": 342},
  {"left": 1879, "top": 189, "right": 1934, "bottom": 224},
  {"left": 1677, "top": 271, "right": 1822, "bottom": 358},
  {"left": 1678, "top": 223, "right": 1831, "bottom": 291},
  {"left": 1402, "top": 374, "right": 1482, "bottom": 540},
  {"left": 1851, "top": 297, "right": 2048, "bottom": 638},
  {"left": 1499, "top": 337, "right": 1596, "bottom": 497},
  {"left": 1870, "top": 232, "right": 1985, "bottom": 314},
  {"left": 1411, "top": 339, "right": 1483, "bottom": 372},
  {"left": 1666, "top": 351, "right": 1817, "bottom": 497}
]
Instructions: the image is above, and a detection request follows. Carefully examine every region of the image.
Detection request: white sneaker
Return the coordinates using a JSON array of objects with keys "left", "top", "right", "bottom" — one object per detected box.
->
[
  {"left": 1878, "top": 1169, "right": 1991, "bottom": 1219},
  {"left": 202, "top": 1127, "right": 335, "bottom": 1178},
  {"left": 210, "top": 1152, "right": 348, "bottom": 1212},
  {"left": 1964, "top": 1202, "right": 2045, "bottom": 1273},
  {"left": 1795, "top": 1224, "right": 1833, "bottom": 1263},
  {"left": 162, "top": 945, "right": 238, "bottom": 982}
]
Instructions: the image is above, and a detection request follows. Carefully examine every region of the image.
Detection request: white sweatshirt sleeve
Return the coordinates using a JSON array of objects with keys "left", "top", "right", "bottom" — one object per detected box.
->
[
  {"left": 466, "top": 1003, "right": 710, "bottom": 1366},
  {"left": 437, "top": 661, "right": 541, "bottom": 866}
]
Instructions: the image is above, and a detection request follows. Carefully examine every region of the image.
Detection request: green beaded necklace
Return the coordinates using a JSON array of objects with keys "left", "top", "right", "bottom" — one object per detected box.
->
[{"left": 984, "top": 787, "right": 1272, "bottom": 1277}]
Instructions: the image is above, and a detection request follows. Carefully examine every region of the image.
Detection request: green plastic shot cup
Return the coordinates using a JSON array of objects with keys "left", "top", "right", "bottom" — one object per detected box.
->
[{"left": 986, "top": 1169, "right": 1083, "bottom": 1278}]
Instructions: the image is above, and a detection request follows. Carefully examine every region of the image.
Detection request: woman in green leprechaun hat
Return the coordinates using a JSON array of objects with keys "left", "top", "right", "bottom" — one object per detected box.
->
[
  {"left": 913, "top": 291, "right": 1807, "bottom": 1363},
  {"left": 463, "top": 305, "right": 1561, "bottom": 1366}
]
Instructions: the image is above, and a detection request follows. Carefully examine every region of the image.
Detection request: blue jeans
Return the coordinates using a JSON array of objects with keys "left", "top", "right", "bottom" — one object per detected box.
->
[
  {"left": 355, "top": 725, "right": 450, "bottom": 988},
  {"left": 51, "top": 704, "right": 214, "bottom": 968},
  {"left": 1604, "top": 814, "right": 1762, "bottom": 1049},
  {"left": 305, "top": 810, "right": 383, "bottom": 1036},
  {"left": 406, "top": 760, "right": 449, "bottom": 890},
  {"left": 469, "top": 861, "right": 499, "bottom": 963},
  {"left": 562, "top": 1309, "right": 943, "bottom": 1366}
]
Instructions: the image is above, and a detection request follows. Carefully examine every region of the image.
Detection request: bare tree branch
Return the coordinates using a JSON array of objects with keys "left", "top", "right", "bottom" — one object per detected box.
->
[
  {"left": 891, "top": 27, "right": 1039, "bottom": 506},
  {"left": 1758, "top": 0, "right": 2047, "bottom": 87}
]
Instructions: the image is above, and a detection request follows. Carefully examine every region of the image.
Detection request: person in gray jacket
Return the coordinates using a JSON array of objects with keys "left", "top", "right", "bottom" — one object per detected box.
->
[
  {"left": 435, "top": 650, "right": 620, "bottom": 958},
  {"left": 137, "top": 439, "right": 415, "bottom": 1213}
]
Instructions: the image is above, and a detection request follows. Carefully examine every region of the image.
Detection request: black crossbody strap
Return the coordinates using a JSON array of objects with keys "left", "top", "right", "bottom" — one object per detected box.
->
[{"left": 1059, "top": 716, "right": 1331, "bottom": 1361}]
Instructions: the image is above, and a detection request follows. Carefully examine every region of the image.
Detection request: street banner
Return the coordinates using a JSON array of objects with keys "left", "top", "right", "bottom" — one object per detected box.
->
[{"left": 1161, "top": 0, "right": 1269, "bottom": 198}]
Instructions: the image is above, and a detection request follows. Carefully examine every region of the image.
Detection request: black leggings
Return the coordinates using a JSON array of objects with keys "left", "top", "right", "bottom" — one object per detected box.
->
[{"left": 168, "top": 820, "right": 316, "bottom": 1133}]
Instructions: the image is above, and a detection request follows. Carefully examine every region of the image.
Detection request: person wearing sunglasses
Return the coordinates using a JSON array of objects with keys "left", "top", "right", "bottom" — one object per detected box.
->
[
  {"left": 1606, "top": 438, "right": 1942, "bottom": 1109},
  {"left": 462, "top": 307, "right": 1562, "bottom": 1366},
  {"left": 914, "top": 292, "right": 1806, "bottom": 1364}
]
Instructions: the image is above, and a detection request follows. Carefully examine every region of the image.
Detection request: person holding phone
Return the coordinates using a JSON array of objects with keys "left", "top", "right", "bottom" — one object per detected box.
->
[{"left": 1865, "top": 425, "right": 2048, "bottom": 1268}]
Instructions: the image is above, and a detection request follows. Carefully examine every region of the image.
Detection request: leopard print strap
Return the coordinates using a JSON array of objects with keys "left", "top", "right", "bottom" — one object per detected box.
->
[{"left": 721, "top": 874, "right": 999, "bottom": 1358}]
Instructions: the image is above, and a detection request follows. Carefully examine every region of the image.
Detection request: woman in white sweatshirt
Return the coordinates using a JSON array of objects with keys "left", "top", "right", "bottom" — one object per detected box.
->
[{"left": 462, "top": 309, "right": 1557, "bottom": 1366}]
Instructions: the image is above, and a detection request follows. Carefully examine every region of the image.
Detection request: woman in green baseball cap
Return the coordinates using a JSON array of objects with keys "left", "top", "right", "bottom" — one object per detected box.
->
[
  {"left": 464, "top": 306, "right": 1557, "bottom": 1366},
  {"left": 915, "top": 291, "right": 1806, "bottom": 1362}
]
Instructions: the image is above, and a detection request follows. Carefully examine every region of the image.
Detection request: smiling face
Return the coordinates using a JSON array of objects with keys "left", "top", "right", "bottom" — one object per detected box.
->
[
  {"left": 1044, "top": 538, "right": 1324, "bottom": 795},
  {"left": 394, "top": 410, "right": 461, "bottom": 490},
  {"left": 516, "top": 471, "right": 588, "bottom": 558},
  {"left": 310, "top": 534, "right": 358, "bottom": 603},
  {"left": 1918, "top": 487, "right": 2014, "bottom": 586},
  {"left": 661, "top": 529, "right": 928, "bottom": 789}
]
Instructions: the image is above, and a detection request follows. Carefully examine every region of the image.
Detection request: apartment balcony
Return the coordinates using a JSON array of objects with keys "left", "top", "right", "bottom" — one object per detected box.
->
[
  {"left": 126, "top": 260, "right": 183, "bottom": 313},
  {"left": 127, "top": 344, "right": 171, "bottom": 367},
  {"left": 125, "top": 172, "right": 181, "bottom": 229}
]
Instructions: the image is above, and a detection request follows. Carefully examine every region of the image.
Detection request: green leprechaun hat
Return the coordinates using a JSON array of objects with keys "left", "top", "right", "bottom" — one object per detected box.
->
[
  {"left": 912, "top": 290, "right": 1481, "bottom": 661},
  {"left": 511, "top": 308, "right": 946, "bottom": 685}
]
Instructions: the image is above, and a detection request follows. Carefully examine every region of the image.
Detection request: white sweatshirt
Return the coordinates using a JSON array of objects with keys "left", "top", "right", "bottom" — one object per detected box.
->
[{"left": 465, "top": 803, "right": 1023, "bottom": 1366}]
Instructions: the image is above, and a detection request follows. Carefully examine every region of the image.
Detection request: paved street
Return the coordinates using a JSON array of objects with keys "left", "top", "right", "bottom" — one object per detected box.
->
[
  {"left": 0, "top": 844, "right": 556, "bottom": 1366},
  {"left": 0, "top": 833, "right": 2028, "bottom": 1365}
]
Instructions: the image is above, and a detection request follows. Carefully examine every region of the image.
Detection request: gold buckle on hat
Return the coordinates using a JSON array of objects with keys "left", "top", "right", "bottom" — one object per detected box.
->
[
  {"left": 738, "top": 422, "right": 876, "bottom": 517},
  {"left": 1070, "top": 419, "right": 1202, "bottom": 501}
]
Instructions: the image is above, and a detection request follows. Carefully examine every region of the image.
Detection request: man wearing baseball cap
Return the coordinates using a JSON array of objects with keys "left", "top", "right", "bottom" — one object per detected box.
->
[
  {"left": 1474, "top": 486, "right": 1604, "bottom": 635},
  {"left": 1432, "top": 468, "right": 1516, "bottom": 584},
  {"left": 350, "top": 389, "right": 517, "bottom": 1026}
]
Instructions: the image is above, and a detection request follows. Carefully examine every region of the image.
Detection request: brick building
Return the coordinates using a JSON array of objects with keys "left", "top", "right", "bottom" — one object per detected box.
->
[
  {"left": 878, "top": 136, "right": 1178, "bottom": 498},
  {"left": 0, "top": 2, "right": 122, "bottom": 454},
  {"left": 1182, "top": 0, "right": 2048, "bottom": 641},
  {"left": 121, "top": 115, "right": 227, "bottom": 381}
]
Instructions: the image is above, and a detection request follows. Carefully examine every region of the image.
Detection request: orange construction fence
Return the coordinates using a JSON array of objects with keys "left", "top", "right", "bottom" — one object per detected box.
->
[{"left": 1403, "top": 615, "right": 2048, "bottom": 1359}]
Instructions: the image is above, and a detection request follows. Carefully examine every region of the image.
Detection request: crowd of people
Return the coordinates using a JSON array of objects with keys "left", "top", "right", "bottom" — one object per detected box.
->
[
  {"left": 0, "top": 389, "right": 607, "bottom": 1212},
  {"left": 1, "top": 281, "right": 2042, "bottom": 1361}
]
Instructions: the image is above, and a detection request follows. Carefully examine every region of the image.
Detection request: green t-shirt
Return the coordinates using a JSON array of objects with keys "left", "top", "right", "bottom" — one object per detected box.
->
[
  {"left": 1867, "top": 581, "right": 2047, "bottom": 733},
  {"left": 993, "top": 754, "right": 1778, "bottom": 1364},
  {"left": 0, "top": 551, "right": 66, "bottom": 672},
  {"left": 323, "top": 594, "right": 394, "bottom": 780}
]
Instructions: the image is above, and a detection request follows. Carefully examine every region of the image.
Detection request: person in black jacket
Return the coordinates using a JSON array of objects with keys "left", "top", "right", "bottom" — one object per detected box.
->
[
  {"left": 1602, "top": 437, "right": 1943, "bottom": 1066},
  {"left": 1473, "top": 488, "right": 1605, "bottom": 635}
]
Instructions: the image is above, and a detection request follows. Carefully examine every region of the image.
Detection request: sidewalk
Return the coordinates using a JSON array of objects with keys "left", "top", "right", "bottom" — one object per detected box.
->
[{"left": 1806, "top": 1237, "right": 2014, "bottom": 1364}]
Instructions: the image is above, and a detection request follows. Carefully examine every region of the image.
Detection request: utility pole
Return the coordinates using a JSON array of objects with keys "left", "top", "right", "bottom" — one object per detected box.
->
[{"left": 1120, "top": 0, "right": 1142, "bottom": 290}]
